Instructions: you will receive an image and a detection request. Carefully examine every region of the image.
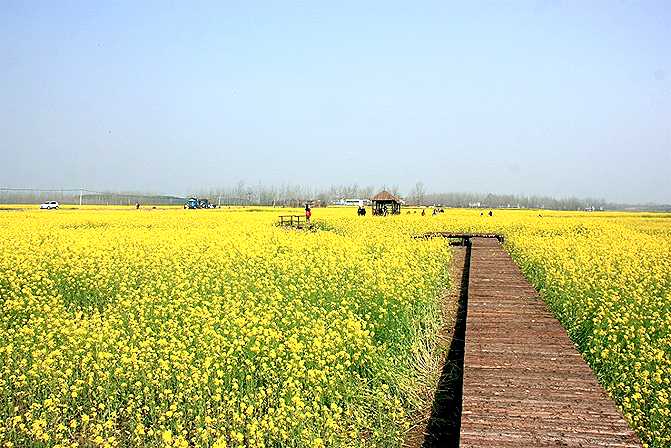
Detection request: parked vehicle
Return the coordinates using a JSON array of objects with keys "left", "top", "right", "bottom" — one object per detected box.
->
[
  {"left": 40, "top": 201, "right": 59, "bottom": 210},
  {"left": 184, "top": 198, "right": 217, "bottom": 209}
]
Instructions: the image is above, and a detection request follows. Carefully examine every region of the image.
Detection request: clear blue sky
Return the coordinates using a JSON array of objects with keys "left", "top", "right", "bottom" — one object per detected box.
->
[{"left": 1, "top": 1, "right": 669, "bottom": 202}]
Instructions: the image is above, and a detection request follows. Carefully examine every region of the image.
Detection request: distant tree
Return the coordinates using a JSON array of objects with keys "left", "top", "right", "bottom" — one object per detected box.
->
[
  {"left": 408, "top": 182, "right": 426, "bottom": 205},
  {"left": 415, "top": 182, "right": 425, "bottom": 205}
]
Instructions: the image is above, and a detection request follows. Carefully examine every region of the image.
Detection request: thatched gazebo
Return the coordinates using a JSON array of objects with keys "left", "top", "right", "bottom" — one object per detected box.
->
[{"left": 371, "top": 190, "right": 402, "bottom": 216}]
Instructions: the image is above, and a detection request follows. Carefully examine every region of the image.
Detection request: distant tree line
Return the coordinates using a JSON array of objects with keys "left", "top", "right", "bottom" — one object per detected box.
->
[
  {"left": 1, "top": 185, "right": 668, "bottom": 211},
  {"left": 201, "top": 183, "right": 668, "bottom": 211},
  {"left": 421, "top": 192, "right": 609, "bottom": 211},
  {"left": 198, "top": 182, "right": 389, "bottom": 207}
]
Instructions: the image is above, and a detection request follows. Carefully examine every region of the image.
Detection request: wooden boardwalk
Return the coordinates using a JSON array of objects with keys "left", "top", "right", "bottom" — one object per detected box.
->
[{"left": 460, "top": 237, "right": 641, "bottom": 447}]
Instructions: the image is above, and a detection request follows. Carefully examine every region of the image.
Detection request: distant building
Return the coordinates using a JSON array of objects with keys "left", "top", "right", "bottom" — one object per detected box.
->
[{"left": 333, "top": 198, "right": 371, "bottom": 206}]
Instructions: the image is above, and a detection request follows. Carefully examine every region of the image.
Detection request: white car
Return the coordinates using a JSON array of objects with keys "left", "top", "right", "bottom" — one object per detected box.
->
[{"left": 40, "top": 201, "right": 60, "bottom": 210}]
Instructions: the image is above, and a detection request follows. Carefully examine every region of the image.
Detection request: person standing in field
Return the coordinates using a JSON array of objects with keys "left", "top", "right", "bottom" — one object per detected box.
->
[{"left": 305, "top": 204, "right": 312, "bottom": 223}]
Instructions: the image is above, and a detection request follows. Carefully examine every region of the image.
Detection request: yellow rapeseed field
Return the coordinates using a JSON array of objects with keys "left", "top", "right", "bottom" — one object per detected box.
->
[
  {"left": 0, "top": 207, "right": 451, "bottom": 448},
  {"left": 1, "top": 206, "right": 670, "bottom": 447}
]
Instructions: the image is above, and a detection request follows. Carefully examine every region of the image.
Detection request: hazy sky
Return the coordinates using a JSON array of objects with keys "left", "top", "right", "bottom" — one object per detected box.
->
[{"left": 1, "top": 1, "right": 669, "bottom": 202}]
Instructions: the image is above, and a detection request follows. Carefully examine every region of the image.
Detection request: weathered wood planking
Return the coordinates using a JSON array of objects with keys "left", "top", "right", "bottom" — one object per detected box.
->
[{"left": 460, "top": 237, "right": 641, "bottom": 448}]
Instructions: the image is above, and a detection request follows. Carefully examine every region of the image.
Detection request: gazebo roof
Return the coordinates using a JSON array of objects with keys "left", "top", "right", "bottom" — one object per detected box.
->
[{"left": 371, "top": 190, "right": 402, "bottom": 203}]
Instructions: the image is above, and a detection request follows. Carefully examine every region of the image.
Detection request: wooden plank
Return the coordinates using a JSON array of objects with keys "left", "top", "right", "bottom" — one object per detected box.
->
[{"left": 460, "top": 237, "right": 640, "bottom": 447}]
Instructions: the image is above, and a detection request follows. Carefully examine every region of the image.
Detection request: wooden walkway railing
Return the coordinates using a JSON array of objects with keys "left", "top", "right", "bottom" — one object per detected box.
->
[
  {"left": 415, "top": 232, "right": 505, "bottom": 243},
  {"left": 278, "top": 215, "right": 308, "bottom": 229},
  {"left": 460, "top": 237, "right": 640, "bottom": 447}
]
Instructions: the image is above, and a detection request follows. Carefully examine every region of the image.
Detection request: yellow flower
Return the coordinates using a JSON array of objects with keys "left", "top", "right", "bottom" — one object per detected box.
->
[{"left": 161, "top": 430, "right": 172, "bottom": 444}]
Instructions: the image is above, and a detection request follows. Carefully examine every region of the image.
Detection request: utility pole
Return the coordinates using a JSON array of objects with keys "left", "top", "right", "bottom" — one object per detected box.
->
[{"left": 79, "top": 188, "right": 83, "bottom": 207}]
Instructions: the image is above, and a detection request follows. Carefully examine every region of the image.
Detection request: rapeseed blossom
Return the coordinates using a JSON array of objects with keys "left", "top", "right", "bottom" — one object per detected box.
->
[
  {"left": 0, "top": 207, "right": 450, "bottom": 447},
  {"left": 1, "top": 206, "right": 669, "bottom": 447}
]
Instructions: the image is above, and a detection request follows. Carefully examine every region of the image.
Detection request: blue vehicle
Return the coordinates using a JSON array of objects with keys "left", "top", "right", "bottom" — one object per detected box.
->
[
  {"left": 184, "top": 197, "right": 215, "bottom": 209},
  {"left": 184, "top": 198, "right": 200, "bottom": 209}
]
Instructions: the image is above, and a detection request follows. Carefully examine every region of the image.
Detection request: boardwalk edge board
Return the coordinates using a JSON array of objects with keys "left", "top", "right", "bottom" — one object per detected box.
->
[{"left": 459, "top": 237, "right": 641, "bottom": 448}]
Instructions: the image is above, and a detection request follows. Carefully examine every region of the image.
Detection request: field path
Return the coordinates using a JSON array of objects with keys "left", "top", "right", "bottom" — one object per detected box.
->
[{"left": 461, "top": 237, "right": 641, "bottom": 447}]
